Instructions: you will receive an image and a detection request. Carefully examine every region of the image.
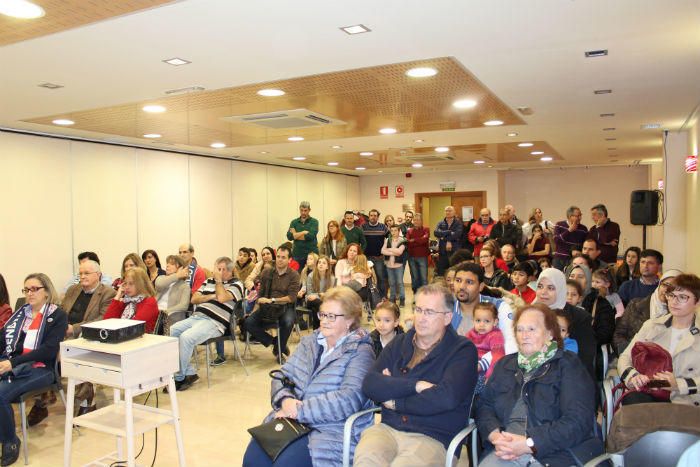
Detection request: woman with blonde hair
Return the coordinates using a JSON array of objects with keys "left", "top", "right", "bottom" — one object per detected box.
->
[
  {"left": 104, "top": 268, "right": 158, "bottom": 332},
  {"left": 298, "top": 252, "right": 319, "bottom": 300},
  {"left": 319, "top": 220, "right": 347, "bottom": 268},
  {"left": 111, "top": 252, "right": 147, "bottom": 290}
]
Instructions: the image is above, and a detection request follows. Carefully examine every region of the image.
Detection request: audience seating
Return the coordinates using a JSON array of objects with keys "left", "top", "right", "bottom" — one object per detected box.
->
[
  {"left": 584, "top": 430, "right": 700, "bottom": 467},
  {"left": 198, "top": 301, "right": 249, "bottom": 385}
]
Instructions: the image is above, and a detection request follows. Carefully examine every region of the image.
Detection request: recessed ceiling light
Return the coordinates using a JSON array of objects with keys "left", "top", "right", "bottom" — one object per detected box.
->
[
  {"left": 379, "top": 128, "right": 397, "bottom": 134},
  {"left": 507, "top": 132, "right": 518, "bottom": 137},
  {"left": 609, "top": 159, "right": 618, "bottom": 163},
  {"left": 474, "top": 160, "right": 485, "bottom": 164},
  {"left": 288, "top": 136, "right": 304, "bottom": 141},
  {"left": 530, "top": 151, "right": 544, "bottom": 155},
  {"left": 517, "top": 142, "right": 533, "bottom": 147},
  {"left": 210, "top": 142, "right": 226, "bottom": 149},
  {"left": 162, "top": 57, "right": 191, "bottom": 66},
  {"left": 540, "top": 156, "right": 553, "bottom": 162},
  {"left": 327, "top": 162, "right": 339, "bottom": 166},
  {"left": 257, "top": 89, "right": 285, "bottom": 97},
  {"left": 259, "top": 151, "right": 269, "bottom": 154},
  {"left": 406, "top": 67, "right": 437, "bottom": 78},
  {"left": 412, "top": 163, "right": 423, "bottom": 168},
  {"left": 378, "top": 170, "right": 383, "bottom": 173},
  {"left": 340, "top": 24, "right": 371, "bottom": 35},
  {"left": 414, "top": 139, "right": 424, "bottom": 143},
  {"left": 607, "top": 147, "right": 617, "bottom": 150},
  {"left": 641, "top": 123, "right": 662, "bottom": 129},
  {"left": 585, "top": 49, "right": 608, "bottom": 58},
  {"left": 38, "top": 82, "right": 63, "bottom": 90},
  {"left": 488, "top": 165, "right": 494, "bottom": 168},
  {"left": 603, "top": 127, "right": 616, "bottom": 131},
  {"left": 594, "top": 89, "right": 612, "bottom": 95},
  {"left": 292, "top": 156, "right": 306, "bottom": 161},
  {"left": 435, "top": 146, "right": 449, "bottom": 153},
  {"left": 600, "top": 113, "right": 615, "bottom": 117},
  {"left": 143, "top": 133, "right": 161, "bottom": 138},
  {"left": 483, "top": 120, "right": 504, "bottom": 126},
  {"left": 360, "top": 152, "right": 374, "bottom": 156},
  {"left": 331, "top": 145, "right": 343, "bottom": 149},
  {"left": 0, "top": 0, "right": 45, "bottom": 18},
  {"left": 452, "top": 99, "right": 477, "bottom": 109},
  {"left": 52, "top": 119, "right": 74, "bottom": 126},
  {"left": 143, "top": 105, "right": 166, "bottom": 113},
  {"left": 355, "top": 167, "right": 366, "bottom": 171}
]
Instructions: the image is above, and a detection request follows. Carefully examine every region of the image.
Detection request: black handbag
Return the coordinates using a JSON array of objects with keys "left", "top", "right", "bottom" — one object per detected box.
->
[{"left": 367, "top": 276, "right": 382, "bottom": 310}]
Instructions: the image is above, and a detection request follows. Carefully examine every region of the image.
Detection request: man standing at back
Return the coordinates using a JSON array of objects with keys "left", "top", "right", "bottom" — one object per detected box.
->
[
  {"left": 341, "top": 210, "right": 367, "bottom": 252},
  {"left": 399, "top": 211, "right": 414, "bottom": 236},
  {"left": 434, "top": 206, "right": 463, "bottom": 276},
  {"left": 587, "top": 204, "right": 621, "bottom": 264},
  {"left": 469, "top": 208, "right": 495, "bottom": 257},
  {"left": 552, "top": 206, "right": 588, "bottom": 271},
  {"left": 362, "top": 209, "right": 389, "bottom": 298},
  {"left": 286, "top": 201, "right": 319, "bottom": 271}
]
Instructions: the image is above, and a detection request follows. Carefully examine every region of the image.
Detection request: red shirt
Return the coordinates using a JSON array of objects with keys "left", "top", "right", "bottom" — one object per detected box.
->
[
  {"left": 22, "top": 312, "right": 46, "bottom": 368},
  {"left": 104, "top": 297, "right": 159, "bottom": 333},
  {"left": 511, "top": 287, "right": 536, "bottom": 304},
  {"left": 406, "top": 226, "right": 430, "bottom": 257}
]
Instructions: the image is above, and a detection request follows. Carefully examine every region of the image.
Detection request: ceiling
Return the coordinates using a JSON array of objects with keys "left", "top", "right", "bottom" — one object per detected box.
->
[{"left": 1, "top": 0, "right": 699, "bottom": 175}]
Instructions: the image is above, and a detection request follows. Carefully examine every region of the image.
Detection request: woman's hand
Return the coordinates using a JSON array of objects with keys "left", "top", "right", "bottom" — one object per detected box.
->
[
  {"left": 176, "top": 267, "right": 188, "bottom": 280},
  {"left": 492, "top": 432, "right": 531, "bottom": 460},
  {"left": 653, "top": 371, "right": 678, "bottom": 390},
  {"left": 114, "top": 284, "right": 124, "bottom": 301},
  {"left": 277, "top": 398, "right": 302, "bottom": 419},
  {"left": 0, "top": 360, "right": 12, "bottom": 375},
  {"left": 628, "top": 373, "right": 650, "bottom": 390}
]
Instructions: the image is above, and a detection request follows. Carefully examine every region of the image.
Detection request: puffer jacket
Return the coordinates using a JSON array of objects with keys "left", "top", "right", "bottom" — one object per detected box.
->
[
  {"left": 476, "top": 350, "right": 603, "bottom": 466},
  {"left": 268, "top": 328, "right": 375, "bottom": 467},
  {"left": 581, "top": 290, "right": 615, "bottom": 346}
]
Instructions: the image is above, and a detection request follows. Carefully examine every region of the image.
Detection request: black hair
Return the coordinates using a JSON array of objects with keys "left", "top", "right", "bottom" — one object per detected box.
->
[
  {"left": 344, "top": 210, "right": 354, "bottom": 216},
  {"left": 238, "top": 247, "right": 250, "bottom": 254},
  {"left": 261, "top": 246, "right": 276, "bottom": 261},
  {"left": 574, "top": 254, "right": 595, "bottom": 271},
  {"left": 77, "top": 251, "right": 100, "bottom": 264},
  {"left": 449, "top": 249, "right": 474, "bottom": 266},
  {"left": 512, "top": 261, "right": 535, "bottom": 277},
  {"left": 141, "top": 249, "right": 162, "bottom": 269},
  {"left": 0, "top": 273, "right": 9, "bottom": 307},
  {"left": 277, "top": 243, "right": 293, "bottom": 256},
  {"left": 474, "top": 302, "right": 498, "bottom": 320},
  {"left": 454, "top": 261, "right": 485, "bottom": 284},
  {"left": 640, "top": 249, "right": 664, "bottom": 265},
  {"left": 566, "top": 279, "right": 583, "bottom": 297}
]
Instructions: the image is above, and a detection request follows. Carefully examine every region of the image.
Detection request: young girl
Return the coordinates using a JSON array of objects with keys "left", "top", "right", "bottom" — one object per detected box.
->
[
  {"left": 306, "top": 256, "right": 334, "bottom": 329},
  {"left": 479, "top": 246, "right": 513, "bottom": 290},
  {"left": 298, "top": 252, "right": 318, "bottom": 299},
  {"left": 510, "top": 262, "right": 536, "bottom": 304},
  {"left": 566, "top": 279, "right": 583, "bottom": 307},
  {"left": 369, "top": 301, "right": 404, "bottom": 357},
  {"left": 444, "top": 267, "right": 457, "bottom": 293},
  {"left": 592, "top": 269, "right": 625, "bottom": 318},
  {"left": 466, "top": 302, "right": 505, "bottom": 393},
  {"left": 556, "top": 309, "right": 579, "bottom": 354},
  {"left": 537, "top": 256, "right": 552, "bottom": 271},
  {"left": 527, "top": 224, "right": 551, "bottom": 261}
]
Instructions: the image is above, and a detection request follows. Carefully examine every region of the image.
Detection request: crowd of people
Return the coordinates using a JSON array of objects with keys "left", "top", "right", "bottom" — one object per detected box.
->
[{"left": 0, "top": 200, "right": 697, "bottom": 466}]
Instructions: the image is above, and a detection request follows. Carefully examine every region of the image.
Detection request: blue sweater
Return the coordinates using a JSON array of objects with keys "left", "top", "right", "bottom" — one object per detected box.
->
[
  {"left": 618, "top": 278, "right": 658, "bottom": 306},
  {"left": 362, "top": 326, "right": 478, "bottom": 448},
  {"left": 362, "top": 222, "right": 388, "bottom": 257}
]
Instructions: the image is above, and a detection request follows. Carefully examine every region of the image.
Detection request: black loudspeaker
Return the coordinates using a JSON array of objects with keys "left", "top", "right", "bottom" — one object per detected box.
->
[{"left": 630, "top": 190, "right": 659, "bottom": 225}]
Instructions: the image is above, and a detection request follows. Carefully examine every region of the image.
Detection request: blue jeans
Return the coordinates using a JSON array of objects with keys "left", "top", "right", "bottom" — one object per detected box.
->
[
  {"left": 407, "top": 256, "right": 428, "bottom": 292},
  {"left": 0, "top": 365, "right": 54, "bottom": 442},
  {"left": 369, "top": 257, "right": 388, "bottom": 298},
  {"left": 386, "top": 265, "right": 406, "bottom": 302},
  {"left": 169, "top": 314, "right": 223, "bottom": 381},
  {"left": 243, "top": 435, "right": 312, "bottom": 467}
]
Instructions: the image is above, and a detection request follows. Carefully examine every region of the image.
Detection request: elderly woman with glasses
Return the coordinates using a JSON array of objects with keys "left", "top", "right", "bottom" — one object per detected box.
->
[
  {"left": 618, "top": 273, "right": 700, "bottom": 406},
  {"left": 243, "top": 286, "right": 374, "bottom": 467}
]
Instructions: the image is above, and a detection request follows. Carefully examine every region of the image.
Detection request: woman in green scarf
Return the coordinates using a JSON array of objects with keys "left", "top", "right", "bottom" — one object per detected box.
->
[{"left": 475, "top": 303, "right": 602, "bottom": 466}]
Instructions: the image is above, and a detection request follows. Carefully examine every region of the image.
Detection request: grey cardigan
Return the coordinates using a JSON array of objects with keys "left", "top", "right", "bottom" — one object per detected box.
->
[{"left": 154, "top": 274, "right": 191, "bottom": 315}]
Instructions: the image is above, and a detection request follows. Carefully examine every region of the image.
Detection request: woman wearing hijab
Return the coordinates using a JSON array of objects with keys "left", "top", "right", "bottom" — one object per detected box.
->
[
  {"left": 568, "top": 264, "right": 615, "bottom": 346},
  {"left": 534, "top": 268, "right": 597, "bottom": 381}
]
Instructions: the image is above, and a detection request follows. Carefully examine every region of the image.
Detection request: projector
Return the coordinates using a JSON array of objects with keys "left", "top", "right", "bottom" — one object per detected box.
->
[{"left": 81, "top": 319, "right": 146, "bottom": 343}]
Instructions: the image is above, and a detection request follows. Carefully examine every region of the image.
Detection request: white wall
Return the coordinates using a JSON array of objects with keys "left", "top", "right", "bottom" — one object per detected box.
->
[
  {"left": 686, "top": 122, "right": 700, "bottom": 273},
  {"left": 0, "top": 131, "right": 358, "bottom": 299},
  {"left": 504, "top": 165, "right": 649, "bottom": 255}
]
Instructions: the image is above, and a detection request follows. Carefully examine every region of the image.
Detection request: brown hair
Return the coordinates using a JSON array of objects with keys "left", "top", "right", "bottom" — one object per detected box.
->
[
  {"left": 311, "top": 256, "right": 333, "bottom": 293},
  {"left": 474, "top": 302, "right": 498, "bottom": 320},
  {"left": 166, "top": 255, "right": 187, "bottom": 269},
  {"left": 340, "top": 243, "right": 363, "bottom": 260},
  {"left": 324, "top": 220, "right": 345, "bottom": 242},
  {"left": 23, "top": 273, "right": 60, "bottom": 305},
  {"left": 121, "top": 253, "right": 147, "bottom": 278},
  {"left": 566, "top": 279, "right": 583, "bottom": 297},
  {"left": 322, "top": 286, "right": 362, "bottom": 331},
  {"left": 673, "top": 274, "right": 700, "bottom": 302},
  {"left": 124, "top": 268, "right": 156, "bottom": 297},
  {"left": 513, "top": 303, "right": 563, "bottom": 349},
  {"left": 375, "top": 300, "right": 400, "bottom": 320},
  {"left": 353, "top": 254, "right": 371, "bottom": 275}
]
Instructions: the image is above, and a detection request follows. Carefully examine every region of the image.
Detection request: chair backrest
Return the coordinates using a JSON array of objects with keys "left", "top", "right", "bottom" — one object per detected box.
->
[
  {"left": 623, "top": 431, "right": 700, "bottom": 467},
  {"left": 152, "top": 310, "right": 167, "bottom": 335},
  {"left": 14, "top": 297, "right": 26, "bottom": 310}
]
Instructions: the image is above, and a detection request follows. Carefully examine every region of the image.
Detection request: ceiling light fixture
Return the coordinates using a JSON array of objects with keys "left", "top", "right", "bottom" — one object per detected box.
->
[
  {"left": 406, "top": 67, "right": 437, "bottom": 78},
  {"left": 292, "top": 156, "right": 306, "bottom": 161},
  {"left": 594, "top": 89, "right": 612, "bottom": 95},
  {"left": 340, "top": 24, "right": 371, "bottom": 35},
  {"left": 360, "top": 152, "right": 374, "bottom": 156},
  {"left": 38, "top": 82, "right": 63, "bottom": 90},
  {"left": 143, "top": 133, "right": 161, "bottom": 138},
  {"left": 52, "top": 119, "right": 74, "bottom": 126},
  {"left": 288, "top": 136, "right": 304, "bottom": 141},
  {"left": 210, "top": 142, "right": 226, "bottom": 149},
  {"left": 257, "top": 89, "right": 285, "bottom": 97},
  {"left": 414, "top": 139, "right": 424, "bottom": 143},
  {"left": 379, "top": 128, "right": 397, "bottom": 134},
  {"left": 641, "top": 123, "right": 662, "bottom": 129},
  {"left": 483, "top": 120, "right": 503, "bottom": 126},
  {"left": 0, "top": 0, "right": 45, "bottom": 18},
  {"left": 517, "top": 142, "right": 533, "bottom": 147},
  {"left": 585, "top": 49, "right": 608, "bottom": 58},
  {"left": 412, "top": 163, "right": 423, "bottom": 168},
  {"left": 331, "top": 145, "right": 343, "bottom": 149},
  {"left": 327, "top": 162, "right": 339, "bottom": 166},
  {"left": 507, "top": 132, "right": 518, "bottom": 137},
  {"left": 259, "top": 151, "right": 269, "bottom": 154},
  {"left": 142, "top": 105, "right": 166, "bottom": 113},
  {"left": 435, "top": 147, "right": 449, "bottom": 153},
  {"left": 164, "top": 85, "right": 205, "bottom": 95},
  {"left": 600, "top": 113, "right": 616, "bottom": 117},
  {"left": 162, "top": 57, "right": 191, "bottom": 66},
  {"left": 530, "top": 151, "right": 544, "bottom": 155},
  {"left": 355, "top": 167, "right": 366, "bottom": 171},
  {"left": 540, "top": 156, "right": 553, "bottom": 162},
  {"left": 452, "top": 99, "right": 477, "bottom": 109},
  {"left": 474, "top": 160, "right": 485, "bottom": 164}
]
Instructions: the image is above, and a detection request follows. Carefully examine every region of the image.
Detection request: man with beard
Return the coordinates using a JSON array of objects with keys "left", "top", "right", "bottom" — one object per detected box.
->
[{"left": 450, "top": 262, "right": 517, "bottom": 354}]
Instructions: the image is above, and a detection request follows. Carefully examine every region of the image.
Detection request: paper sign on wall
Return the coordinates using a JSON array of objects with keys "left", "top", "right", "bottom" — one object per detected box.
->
[
  {"left": 395, "top": 185, "right": 404, "bottom": 198},
  {"left": 380, "top": 186, "right": 389, "bottom": 199}
]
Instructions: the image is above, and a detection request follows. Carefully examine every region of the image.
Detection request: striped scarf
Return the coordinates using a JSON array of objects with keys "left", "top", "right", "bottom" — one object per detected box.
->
[{"left": 3, "top": 303, "right": 56, "bottom": 358}]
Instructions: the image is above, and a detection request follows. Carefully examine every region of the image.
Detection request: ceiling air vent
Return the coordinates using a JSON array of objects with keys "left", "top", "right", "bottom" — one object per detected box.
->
[
  {"left": 397, "top": 154, "right": 455, "bottom": 163},
  {"left": 222, "top": 109, "right": 346, "bottom": 130}
]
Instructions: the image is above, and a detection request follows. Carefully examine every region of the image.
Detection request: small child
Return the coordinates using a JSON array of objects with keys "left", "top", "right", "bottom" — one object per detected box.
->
[
  {"left": 369, "top": 301, "right": 404, "bottom": 357},
  {"left": 566, "top": 279, "right": 583, "bottom": 307},
  {"left": 510, "top": 263, "right": 536, "bottom": 304},
  {"left": 592, "top": 269, "right": 625, "bottom": 319},
  {"left": 466, "top": 302, "right": 505, "bottom": 394},
  {"left": 556, "top": 309, "right": 578, "bottom": 354},
  {"left": 444, "top": 267, "right": 457, "bottom": 294}
]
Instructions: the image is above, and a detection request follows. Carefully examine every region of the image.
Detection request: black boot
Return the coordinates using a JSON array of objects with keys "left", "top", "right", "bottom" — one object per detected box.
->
[{"left": 1, "top": 437, "right": 20, "bottom": 466}]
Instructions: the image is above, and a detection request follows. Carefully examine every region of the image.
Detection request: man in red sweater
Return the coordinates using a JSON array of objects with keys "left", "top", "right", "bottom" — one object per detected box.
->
[
  {"left": 179, "top": 243, "right": 206, "bottom": 293},
  {"left": 468, "top": 208, "right": 495, "bottom": 256},
  {"left": 406, "top": 214, "right": 430, "bottom": 295}
]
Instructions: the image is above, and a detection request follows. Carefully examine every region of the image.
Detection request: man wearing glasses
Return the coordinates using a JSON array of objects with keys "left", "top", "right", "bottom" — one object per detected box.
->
[
  {"left": 614, "top": 269, "right": 683, "bottom": 355},
  {"left": 62, "top": 251, "right": 113, "bottom": 293},
  {"left": 355, "top": 284, "right": 477, "bottom": 466}
]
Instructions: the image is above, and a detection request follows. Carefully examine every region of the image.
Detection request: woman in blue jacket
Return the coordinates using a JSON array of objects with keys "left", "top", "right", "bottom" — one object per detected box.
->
[
  {"left": 243, "top": 286, "right": 375, "bottom": 467},
  {"left": 476, "top": 303, "right": 602, "bottom": 467}
]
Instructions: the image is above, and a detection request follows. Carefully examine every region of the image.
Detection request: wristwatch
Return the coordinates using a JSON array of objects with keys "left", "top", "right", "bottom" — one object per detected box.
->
[
  {"left": 271, "top": 297, "right": 276, "bottom": 304},
  {"left": 526, "top": 437, "right": 537, "bottom": 455}
]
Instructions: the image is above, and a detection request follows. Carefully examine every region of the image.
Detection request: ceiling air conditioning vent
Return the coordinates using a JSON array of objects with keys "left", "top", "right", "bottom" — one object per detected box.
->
[
  {"left": 222, "top": 108, "right": 346, "bottom": 130},
  {"left": 397, "top": 154, "right": 455, "bottom": 163}
]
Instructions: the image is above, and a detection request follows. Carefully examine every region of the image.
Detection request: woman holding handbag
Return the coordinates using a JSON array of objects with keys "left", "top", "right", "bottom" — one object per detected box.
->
[{"left": 243, "top": 286, "right": 375, "bottom": 466}]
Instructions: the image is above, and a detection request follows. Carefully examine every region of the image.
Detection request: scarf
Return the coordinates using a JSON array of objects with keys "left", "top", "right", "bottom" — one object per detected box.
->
[
  {"left": 650, "top": 269, "right": 684, "bottom": 319},
  {"left": 570, "top": 264, "right": 592, "bottom": 296},
  {"left": 121, "top": 295, "right": 145, "bottom": 319},
  {"left": 534, "top": 268, "right": 567, "bottom": 309},
  {"left": 187, "top": 262, "right": 197, "bottom": 288},
  {"left": 3, "top": 303, "right": 57, "bottom": 358},
  {"left": 518, "top": 340, "right": 558, "bottom": 373}
]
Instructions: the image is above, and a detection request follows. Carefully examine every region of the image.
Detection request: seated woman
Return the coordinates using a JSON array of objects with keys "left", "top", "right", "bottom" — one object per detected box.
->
[
  {"left": 0, "top": 273, "right": 67, "bottom": 466},
  {"left": 305, "top": 256, "right": 334, "bottom": 330},
  {"left": 297, "top": 252, "right": 318, "bottom": 301},
  {"left": 111, "top": 253, "right": 147, "bottom": 290},
  {"left": 476, "top": 303, "right": 601, "bottom": 467},
  {"left": 319, "top": 220, "right": 347, "bottom": 269},
  {"left": 618, "top": 273, "right": 700, "bottom": 406},
  {"left": 142, "top": 249, "right": 165, "bottom": 285},
  {"left": 335, "top": 243, "right": 377, "bottom": 294},
  {"left": 527, "top": 224, "right": 551, "bottom": 262},
  {"left": 245, "top": 246, "right": 275, "bottom": 291},
  {"left": 154, "top": 255, "right": 191, "bottom": 333},
  {"left": 104, "top": 268, "right": 159, "bottom": 333},
  {"left": 568, "top": 264, "right": 615, "bottom": 346},
  {"left": 243, "top": 287, "right": 375, "bottom": 467},
  {"left": 480, "top": 245, "right": 513, "bottom": 290},
  {"left": 614, "top": 246, "right": 641, "bottom": 286},
  {"left": 0, "top": 274, "right": 11, "bottom": 328}
]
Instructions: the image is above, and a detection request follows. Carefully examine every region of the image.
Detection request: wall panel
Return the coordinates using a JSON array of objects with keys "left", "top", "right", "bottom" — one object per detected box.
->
[
  {"left": 266, "top": 166, "right": 298, "bottom": 248},
  {"left": 296, "top": 170, "right": 325, "bottom": 239},
  {"left": 231, "top": 161, "right": 268, "bottom": 250}
]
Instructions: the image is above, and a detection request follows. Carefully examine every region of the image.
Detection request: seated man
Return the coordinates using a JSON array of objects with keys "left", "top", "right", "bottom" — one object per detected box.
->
[
  {"left": 355, "top": 284, "right": 478, "bottom": 466},
  {"left": 618, "top": 249, "right": 663, "bottom": 305},
  {"left": 243, "top": 244, "right": 300, "bottom": 358},
  {"left": 169, "top": 257, "right": 244, "bottom": 391},
  {"left": 62, "top": 251, "right": 113, "bottom": 292},
  {"left": 178, "top": 243, "right": 207, "bottom": 293}
]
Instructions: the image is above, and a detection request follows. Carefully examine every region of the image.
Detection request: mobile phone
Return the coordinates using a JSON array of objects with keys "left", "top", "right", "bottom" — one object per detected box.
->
[{"left": 647, "top": 380, "right": 670, "bottom": 388}]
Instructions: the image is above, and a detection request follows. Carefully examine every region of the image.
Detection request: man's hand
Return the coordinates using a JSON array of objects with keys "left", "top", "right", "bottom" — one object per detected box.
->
[
  {"left": 257, "top": 297, "right": 272, "bottom": 305},
  {"left": 212, "top": 269, "right": 223, "bottom": 282},
  {"left": 415, "top": 380, "right": 435, "bottom": 393},
  {"left": 382, "top": 368, "right": 392, "bottom": 376},
  {"left": 492, "top": 432, "right": 530, "bottom": 460},
  {"left": 66, "top": 324, "right": 74, "bottom": 337},
  {"left": 289, "top": 228, "right": 297, "bottom": 234}
]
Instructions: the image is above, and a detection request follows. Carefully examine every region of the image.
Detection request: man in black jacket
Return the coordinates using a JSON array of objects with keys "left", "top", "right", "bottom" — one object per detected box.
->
[{"left": 489, "top": 209, "right": 519, "bottom": 249}]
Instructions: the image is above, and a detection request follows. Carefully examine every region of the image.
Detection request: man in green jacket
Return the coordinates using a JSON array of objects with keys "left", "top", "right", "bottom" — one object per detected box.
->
[
  {"left": 287, "top": 201, "right": 319, "bottom": 270},
  {"left": 341, "top": 210, "right": 367, "bottom": 253}
]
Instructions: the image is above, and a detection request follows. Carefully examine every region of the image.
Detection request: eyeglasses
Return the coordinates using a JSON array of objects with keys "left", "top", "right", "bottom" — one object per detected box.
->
[
  {"left": 178, "top": 251, "right": 190, "bottom": 255},
  {"left": 659, "top": 281, "right": 674, "bottom": 289},
  {"left": 317, "top": 312, "right": 346, "bottom": 322},
  {"left": 78, "top": 271, "right": 98, "bottom": 277},
  {"left": 665, "top": 292, "right": 692, "bottom": 304},
  {"left": 414, "top": 307, "right": 450, "bottom": 317},
  {"left": 22, "top": 286, "right": 45, "bottom": 295}
]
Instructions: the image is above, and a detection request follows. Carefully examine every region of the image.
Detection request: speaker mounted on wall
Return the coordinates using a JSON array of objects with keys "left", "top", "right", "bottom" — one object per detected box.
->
[{"left": 630, "top": 190, "right": 659, "bottom": 225}]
